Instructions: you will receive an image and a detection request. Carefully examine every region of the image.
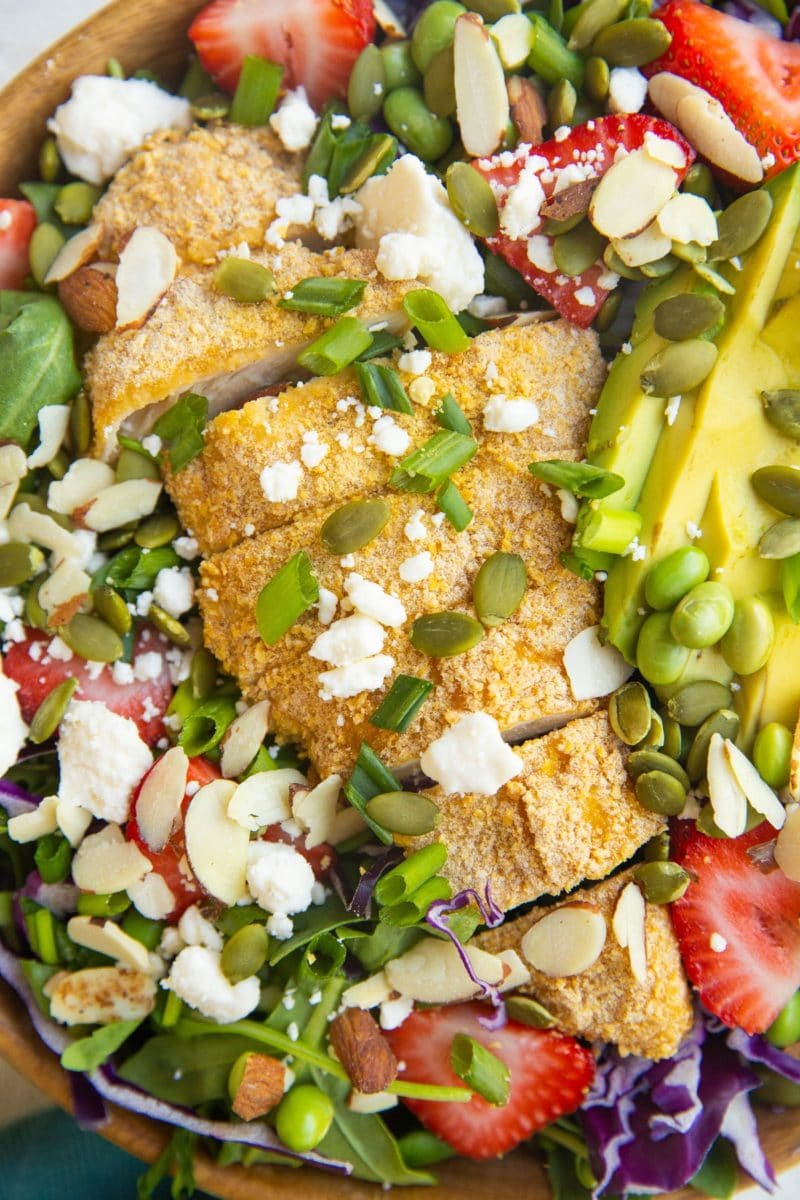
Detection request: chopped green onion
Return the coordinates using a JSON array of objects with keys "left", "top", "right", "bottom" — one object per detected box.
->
[
  {"left": 344, "top": 742, "right": 402, "bottom": 844},
  {"left": 296, "top": 317, "right": 373, "bottom": 375},
  {"left": 34, "top": 834, "right": 71, "bottom": 885},
  {"left": 178, "top": 56, "right": 215, "bottom": 101},
  {"left": 560, "top": 547, "right": 612, "bottom": 582},
  {"left": 214, "top": 257, "right": 275, "bottom": 303},
  {"left": 356, "top": 329, "right": 405, "bottom": 361},
  {"left": 159, "top": 990, "right": 184, "bottom": 1029},
  {"left": 380, "top": 876, "right": 453, "bottom": 926},
  {"left": 121, "top": 910, "right": 164, "bottom": 951},
  {"left": 391, "top": 431, "right": 477, "bottom": 493},
  {"left": 153, "top": 392, "right": 208, "bottom": 473},
  {"left": 436, "top": 479, "right": 473, "bottom": 531},
  {"left": 229, "top": 55, "right": 284, "bottom": 126},
  {"left": 26, "top": 906, "right": 59, "bottom": 964},
  {"left": 529, "top": 459, "right": 625, "bottom": 499},
  {"left": 76, "top": 891, "right": 131, "bottom": 918},
  {"left": 178, "top": 693, "right": 238, "bottom": 757},
  {"left": 403, "top": 289, "right": 470, "bottom": 353},
  {"left": 0, "top": 892, "right": 12, "bottom": 930},
  {"left": 782, "top": 554, "right": 800, "bottom": 623},
  {"left": 392, "top": 1081, "right": 472, "bottom": 1103},
  {"left": 370, "top": 674, "right": 433, "bottom": 732},
  {"left": 434, "top": 393, "right": 472, "bottom": 436},
  {"left": 579, "top": 508, "right": 642, "bottom": 555},
  {"left": 256, "top": 550, "right": 320, "bottom": 645},
  {"left": 298, "top": 932, "right": 347, "bottom": 983},
  {"left": 374, "top": 843, "right": 448, "bottom": 907},
  {"left": 450, "top": 1033, "right": 510, "bottom": 1106},
  {"left": 302, "top": 102, "right": 346, "bottom": 189},
  {"left": 279, "top": 277, "right": 367, "bottom": 316},
  {"left": 354, "top": 361, "right": 413, "bottom": 414}
]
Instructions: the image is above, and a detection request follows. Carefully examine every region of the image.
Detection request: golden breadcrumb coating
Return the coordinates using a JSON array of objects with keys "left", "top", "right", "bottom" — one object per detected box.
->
[
  {"left": 93, "top": 124, "right": 301, "bottom": 264},
  {"left": 402, "top": 712, "right": 664, "bottom": 911},
  {"left": 478, "top": 867, "right": 694, "bottom": 1060}
]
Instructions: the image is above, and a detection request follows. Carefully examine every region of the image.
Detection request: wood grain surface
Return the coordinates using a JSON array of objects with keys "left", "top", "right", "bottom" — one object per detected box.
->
[{"left": 0, "top": 1, "right": 799, "bottom": 1196}]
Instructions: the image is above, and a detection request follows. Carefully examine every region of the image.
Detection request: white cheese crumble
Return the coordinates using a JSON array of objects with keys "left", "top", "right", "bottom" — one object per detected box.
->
[
  {"left": 607, "top": 67, "right": 648, "bottom": 114},
  {"left": 316, "top": 587, "right": 338, "bottom": 626},
  {"left": 344, "top": 573, "right": 407, "bottom": 628},
  {"left": 574, "top": 286, "right": 597, "bottom": 307},
  {"left": 379, "top": 994, "right": 414, "bottom": 1031},
  {"left": 526, "top": 234, "right": 557, "bottom": 273},
  {"left": 269, "top": 87, "right": 318, "bottom": 152},
  {"left": 163, "top": 945, "right": 259, "bottom": 1023},
  {"left": 500, "top": 167, "right": 546, "bottom": 239},
  {"left": 259, "top": 459, "right": 303, "bottom": 502},
  {"left": 369, "top": 414, "right": 411, "bottom": 457},
  {"left": 404, "top": 510, "right": 427, "bottom": 542},
  {"left": 246, "top": 841, "right": 315, "bottom": 916},
  {"left": 173, "top": 536, "right": 199, "bottom": 561},
  {"left": 557, "top": 489, "right": 579, "bottom": 523},
  {"left": 419, "top": 712, "right": 523, "bottom": 797},
  {"left": 483, "top": 394, "right": 540, "bottom": 433},
  {"left": 300, "top": 431, "right": 329, "bottom": 469},
  {"left": 709, "top": 932, "right": 728, "bottom": 953},
  {"left": 665, "top": 395, "right": 682, "bottom": 426},
  {"left": 127, "top": 872, "right": 175, "bottom": 921},
  {"left": 399, "top": 551, "right": 434, "bottom": 583},
  {"left": 0, "top": 668, "right": 28, "bottom": 778},
  {"left": 309, "top": 615, "right": 386, "bottom": 666},
  {"left": 318, "top": 654, "right": 395, "bottom": 701},
  {"left": 153, "top": 566, "right": 195, "bottom": 619},
  {"left": 57, "top": 700, "right": 153, "bottom": 824},
  {"left": 397, "top": 349, "right": 432, "bottom": 376},
  {"left": 563, "top": 625, "right": 634, "bottom": 702},
  {"left": 178, "top": 904, "right": 223, "bottom": 952}
]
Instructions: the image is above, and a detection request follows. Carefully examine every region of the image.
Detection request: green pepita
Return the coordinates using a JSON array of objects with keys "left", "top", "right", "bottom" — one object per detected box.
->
[
  {"left": 594, "top": 288, "right": 622, "bottom": 333},
  {"left": 148, "top": 602, "right": 192, "bottom": 648},
  {"left": 671, "top": 240, "right": 707, "bottom": 265},
  {"left": 643, "top": 830, "right": 670, "bottom": 862},
  {"left": 603, "top": 244, "right": 645, "bottom": 282},
  {"left": 553, "top": 220, "right": 605, "bottom": 278},
  {"left": 503, "top": 995, "right": 556, "bottom": 1028},
  {"left": 590, "top": 16, "right": 672, "bottom": 66},
  {"left": 583, "top": 55, "right": 610, "bottom": 102},
  {"left": 62, "top": 613, "right": 124, "bottom": 663},
  {"left": 214, "top": 257, "right": 274, "bottom": 303},
  {"left": 542, "top": 210, "right": 586, "bottom": 237},
  {"left": 24, "top": 578, "right": 50, "bottom": 632},
  {"left": 635, "top": 769, "right": 687, "bottom": 816},
  {"left": 628, "top": 748, "right": 690, "bottom": 791},
  {"left": 54, "top": 181, "right": 101, "bottom": 225},
  {"left": 47, "top": 450, "right": 69, "bottom": 481},
  {"left": 410, "top": 611, "right": 484, "bottom": 656},
  {"left": 609, "top": 680, "right": 652, "bottom": 745},
  {"left": 38, "top": 137, "right": 61, "bottom": 184},
  {"left": 0, "top": 542, "right": 45, "bottom": 588},
  {"left": 640, "top": 254, "right": 679, "bottom": 281},
  {"left": 640, "top": 339, "right": 718, "bottom": 396},
  {"left": 759, "top": 518, "right": 800, "bottom": 560},
  {"left": 719, "top": 596, "right": 775, "bottom": 676},
  {"left": 633, "top": 860, "right": 691, "bottom": 904},
  {"left": 339, "top": 134, "right": 396, "bottom": 194},
  {"left": 365, "top": 790, "right": 441, "bottom": 835},
  {"left": 638, "top": 710, "right": 665, "bottom": 750},
  {"left": 752, "top": 464, "right": 800, "bottom": 517},
  {"left": 681, "top": 162, "right": 717, "bottom": 206},
  {"left": 116, "top": 447, "right": 161, "bottom": 483},
  {"left": 692, "top": 261, "right": 735, "bottom": 295},
  {"left": 472, "top": 551, "right": 526, "bottom": 627},
  {"left": 190, "top": 93, "right": 231, "bottom": 121},
  {"left": 652, "top": 293, "right": 724, "bottom": 342},
  {"left": 97, "top": 528, "right": 135, "bottom": 551},
  {"left": 29, "top": 223, "right": 65, "bottom": 288},
  {"left": 91, "top": 584, "right": 133, "bottom": 636},
  {"left": 28, "top": 677, "right": 78, "bottom": 744},
  {"left": 547, "top": 78, "right": 577, "bottom": 128},
  {"left": 666, "top": 680, "right": 732, "bottom": 727},
  {"left": 70, "top": 391, "right": 92, "bottom": 457},
  {"left": 348, "top": 44, "right": 387, "bottom": 121},
  {"left": 424, "top": 44, "right": 456, "bottom": 118},
  {"left": 707, "top": 189, "right": 773, "bottom": 262},
  {"left": 321, "top": 498, "right": 391, "bottom": 555},
  {"left": 685, "top": 708, "right": 740, "bottom": 782},
  {"left": 567, "top": 0, "right": 628, "bottom": 50},
  {"left": 762, "top": 390, "right": 800, "bottom": 442},
  {"left": 446, "top": 162, "right": 498, "bottom": 238},
  {"left": 191, "top": 646, "right": 218, "bottom": 701},
  {"left": 466, "top": 0, "right": 520, "bottom": 18},
  {"left": 134, "top": 512, "right": 181, "bottom": 549},
  {"left": 661, "top": 714, "right": 683, "bottom": 760},
  {"left": 221, "top": 923, "right": 268, "bottom": 983}
]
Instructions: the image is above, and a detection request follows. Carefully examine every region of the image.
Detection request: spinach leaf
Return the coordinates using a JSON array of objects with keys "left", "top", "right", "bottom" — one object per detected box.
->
[
  {"left": 268, "top": 894, "right": 364, "bottom": 965},
  {"left": 348, "top": 922, "right": 421, "bottom": 972},
  {"left": 94, "top": 544, "right": 180, "bottom": 591},
  {"left": 690, "top": 1137, "right": 738, "bottom": 1199},
  {"left": 0, "top": 295, "right": 81, "bottom": 447},
  {"left": 61, "top": 1018, "right": 143, "bottom": 1072},
  {"left": 153, "top": 393, "right": 208, "bottom": 473},
  {"left": 118, "top": 1033, "right": 262, "bottom": 1106}
]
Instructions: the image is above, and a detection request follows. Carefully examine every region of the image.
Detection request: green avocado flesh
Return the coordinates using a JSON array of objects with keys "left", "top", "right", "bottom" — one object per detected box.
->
[{"left": 582, "top": 163, "right": 800, "bottom": 737}]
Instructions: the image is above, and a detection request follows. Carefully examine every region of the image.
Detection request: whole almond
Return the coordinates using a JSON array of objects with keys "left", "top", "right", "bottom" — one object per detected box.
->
[
  {"left": 507, "top": 75, "right": 547, "bottom": 146},
  {"left": 329, "top": 1007, "right": 398, "bottom": 1094},
  {"left": 230, "top": 1053, "right": 286, "bottom": 1121},
  {"left": 58, "top": 265, "right": 118, "bottom": 333}
]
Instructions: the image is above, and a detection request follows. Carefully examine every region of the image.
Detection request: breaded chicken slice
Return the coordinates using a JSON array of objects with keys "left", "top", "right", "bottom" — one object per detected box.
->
[
  {"left": 168, "top": 320, "right": 605, "bottom": 555},
  {"left": 86, "top": 243, "right": 413, "bottom": 459},
  {"left": 199, "top": 460, "right": 599, "bottom": 778},
  {"left": 93, "top": 124, "right": 301, "bottom": 264},
  {"left": 401, "top": 712, "right": 663, "bottom": 912},
  {"left": 478, "top": 867, "right": 694, "bottom": 1060}
]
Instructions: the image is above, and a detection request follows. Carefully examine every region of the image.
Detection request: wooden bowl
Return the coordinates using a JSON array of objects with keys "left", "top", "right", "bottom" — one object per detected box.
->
[{"left": 0, "top": 3, "right": 798, "bottom": 1195}]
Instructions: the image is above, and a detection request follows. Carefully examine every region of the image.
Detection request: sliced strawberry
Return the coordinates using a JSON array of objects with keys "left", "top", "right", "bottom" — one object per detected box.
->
[
  {"left": 645, "top": 0, "right": 800, "bottom": 180},
  {"left": 0, "top": 199, "right": 36, "bottom": 290},
  {"left": 671, "top": 820, "right": 800, "bottom": 1035},
  {"left": 127, "top": 755, "right": 219, "bottom": 917},
  {"left": 472, "top": 114, "right": 694, "bottom": 327},
  {"left": 2, "top": 626, "right": 174, "bottom": 746},
  {"left": 189, "top": 0, "right": 375, "bottom": 111},
  {"left": 384, "top": 1001, "right": 595, "bottom": 1160},
  {"left": 261, "top": 822, "right": 335, "bottom": 880}
]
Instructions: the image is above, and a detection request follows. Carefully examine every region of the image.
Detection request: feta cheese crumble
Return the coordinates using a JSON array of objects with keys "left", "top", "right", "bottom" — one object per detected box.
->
[
  {"left": 483, "top": 394, "right": 540, "bottom": 433},
  {"left": 344, "top": 573, "right": 407, "bottom": 628},
  {"left": 153, "top": 566, "right": 195, "bottom": 619},
  {"left": 163, "top": 945, "right": 260, "bottom": 1023},
  {"left": 0, "top": 669, "right": 28, "bottom": 778},
  {"left": 399, "top": 551, "right": 434, "bottom": 583},
  {"left": 57, "top": 700, "right": 153, "bottom": 824},
  {"left": 420, "top": 712, "right": 523, "bottom": 796},
  {"left": 259, "top": 460, "right": 303, "bottom": 502},
  {"left": 247, "top": 841, "right": 315, "bottom": 917},
  {"left": 269, "top": 87, "right": 318, "bottom": 152}
]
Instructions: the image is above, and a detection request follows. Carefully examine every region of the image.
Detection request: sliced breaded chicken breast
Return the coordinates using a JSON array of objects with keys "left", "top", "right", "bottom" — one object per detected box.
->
[
  {"left": 401, "top": 711, "right": 663, "bottom": 912},
  {"left": 168, "top": 320, "right": 606, "bottom": 555},
  {"left": 93, "top": 124, "right": 301, "bottom": 265},
  {"left": 86, "top": 243, "right": 414, "bottom": 459},
  {"left": 477, "top": 867, "right": 694, "bottom": 1060}
]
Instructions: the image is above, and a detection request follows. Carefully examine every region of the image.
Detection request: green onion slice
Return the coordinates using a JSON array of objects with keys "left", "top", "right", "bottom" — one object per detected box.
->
[
  {"left": 256, "top": 550, "right": 320, "bottom": 645},
  {"left": 434, "top": 393, "right": 472, "bottom": 436},
  {"left": 374, "top": 843, "right": 448, "bottom": 906},
  {"left": 528, "top": 459, "right": 625, "bottom": 499},
  {"left": 178, "top": 693, "right": 238, "bottom": 757},
  {"left": 344, "top": 742, "right": 402, "bottom": 845},
  {"left": 354, "top": 362, "right": 413, "bottom": 414},
  {"left": 436, "top": 479, "right": 473, "bottom": 531},
  {"left": 782, "top": 553, "right": 800, "bottom": 623},
  {"left": 370, "top": 674, "right": 434, "bottom": 732},
  {"left": 357, "top": 329, "right": 405, "bottom": 361},
  {"left": 296, "top": 317, "right": 373, "bottom": 375},
  {"left": 279, "top": 277, "right": 367, "bottom": 316},
  {"left": 403, "top": 289, "right": 470, "bottom": 353},
  {"left": 391, "top": 431, "right": 477, "bottom": 494},
  {"left": 450, "top": 1034, "right": 510, "bottom": 1106},
  {"left": 229, "top": 55, "right": 283, "bottom": 126}
]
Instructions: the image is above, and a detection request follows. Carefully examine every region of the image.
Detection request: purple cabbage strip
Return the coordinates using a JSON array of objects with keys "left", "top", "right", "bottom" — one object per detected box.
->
[
  {"left": 0, "top": 780, "right": 40, "bottom": 818},
  {"left": 348, "top": 845, "right": 404, "bottom": 917},
  {"left": 70, "top": 1071, "right": 107, "bottom": 1131},
  {"left": 787, "top": 6, "right": 800, "bottom": 39},
  {"left": 724, "top": 1024, "right": 800, "bottom": 1085},
  {"left": 426, "top": 885, "right": 507, "bottom": 1029},
  {"left": 20, "top": 870, "right": 79, "bottom": 919}
]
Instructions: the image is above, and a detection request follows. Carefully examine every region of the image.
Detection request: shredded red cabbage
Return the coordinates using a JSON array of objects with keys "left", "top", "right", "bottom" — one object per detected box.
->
[
  {"left": 0, "top": 779, "right": 40, "bottom": 818},
  {"left": 426, "top": 885, "right": 507, "bottom": 1029},
  {"left": 722, "top": 1023, "right": 800, "bottom": 1085},
  {"left": 787, "top": 7, "right": 800, "bottom": 39},
  {"left": 20, "top": 870, "right": 79, "bottom": 918},
  {"left": 348, "top": 845, "right": 404, "bottom": 917}
]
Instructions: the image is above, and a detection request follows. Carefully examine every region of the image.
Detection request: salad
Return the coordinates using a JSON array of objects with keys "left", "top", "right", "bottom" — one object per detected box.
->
[{"left": 1, "top": 0, "right": 800, "bottom": 1196}]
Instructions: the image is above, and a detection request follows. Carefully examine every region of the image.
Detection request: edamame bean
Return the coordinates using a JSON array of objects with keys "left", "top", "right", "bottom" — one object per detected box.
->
[
  {"left": 348, "top": 45, "right": 387, "bottom": 121},
  {"left": 383, "top": 88, "right": 454, "bottom": 161},
  {"left": 423, "top": 45, "right": 456, "bottom": 118},
  {"left": 644, "top": 546, "right": 710, "bottom": 611},
  {"left": 766, "top": 991, "right": 800, "bottom": 1048},
  {"left": 670, "top": 582, "right": 735, "bottom": 649},
  {"left": 636, "top": 611, "right": 691, "bottom": 686},
  {"left": 719, "top": 596, "right": 775, "bottom": 676},
  {"left": 221, "top": 923, "right": 268, "bottom": 982},
  {"left": 275, "top": 1085, "right": 335, "bottom": 1152},
  {"left": 29, "top": 223, "right": 65, "bottom": 288},
  {"left": 39, "top": 137, "right": 61, "bottom": 184},
  {"left": 411, "top": 0, "right": 466, "bottom": 73},
  {"left": 381, "top": 40, "right": 422, "bottom": 91},
  {"left": 753, "top": 722, "right": 793, "bottom": 790},
  {"left": 54, "top": 181, "right": 101, "bottom": 225}
]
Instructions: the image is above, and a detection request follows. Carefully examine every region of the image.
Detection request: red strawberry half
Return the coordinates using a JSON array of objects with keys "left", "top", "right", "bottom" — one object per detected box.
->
[
  {"left": 472, "top": 114, "right": 693, "bottom": 327},
  {"left": 384, "top": 1001, "right": 595, "bottom": 1160},
  {"left": 3, "top": 626, "right": 174, "bottom": 746},
  {"left": 189, "top": 0, "right": 375, "bottom": 112},
  {"left": 671, "top": 819, "right": 800, "bottom": 1035},
  {"left": 0, "top": 199, "right": 36, "bottom": 290},
  {"left": 646, "top": 0, "right": 800, "bottom": 179}
]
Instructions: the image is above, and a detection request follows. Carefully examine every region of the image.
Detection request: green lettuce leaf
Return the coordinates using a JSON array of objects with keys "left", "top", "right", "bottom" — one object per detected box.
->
[{"left": 0, "top": 293, "right": 81, "bottom": 446}]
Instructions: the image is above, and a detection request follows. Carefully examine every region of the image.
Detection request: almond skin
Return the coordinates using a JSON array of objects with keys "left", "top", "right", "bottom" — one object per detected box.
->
[
  {"left": 329, "top": 1007, "right": 398, "bottom": 1094},
  {"left": 507, "top": 75, "right": 547, "bottom": 146},
  {"left": 58, "top": 265, "right": 118, "bottom": 333},
  {"left": 231, "top": 1053, "right": 286, "bottom": 1121}
]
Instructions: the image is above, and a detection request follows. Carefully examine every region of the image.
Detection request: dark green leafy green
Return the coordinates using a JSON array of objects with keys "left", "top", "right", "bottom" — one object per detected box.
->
[
  {"left": 690, "top": 1137, "right": 738, "bottom": 1199},
  {"left": 348, "top": 923, "right": 421, "bottom": 972},
  {"left": 153, "top": 393, "right": 209, "bottom": 473},
  {"left": 18, "top": 182, "right": 63, "bottom": 226},
  {"left": 137, "top": 1128, "right": 198, "bottom": 1200},
  {"left": 118, "top": 1033, "right": 263, "bottom": 1106},
  {"left": 61, "top": 1018, "right": 143, "bottom": 1072},
  {"left": 268, "top": 894, "right": 363, "bottom": 964},
  {"left": 94, "top": 545, "right": 180, "bottom": 591},
  {"left": 0, "top": 294, "right": 81, "bottom": 447},
  {"left": 539, "top": 1142, "right": 592, "bottom": 1200}
]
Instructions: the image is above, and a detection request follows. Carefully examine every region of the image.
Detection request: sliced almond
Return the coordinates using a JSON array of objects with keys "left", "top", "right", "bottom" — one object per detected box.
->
[
  {"left": 77, "top": 478, "right": 162, "bottom": 532},
  {"left": 384, "top": 936, "right": 504, "bottom": 1003},
  {"left": 496, "top": 947, "right": 531, "bottom": 991},
  {"left": 342, "top": 970, "right": 393, "bottom": 1010},
  {"left": 38, "top": 559, "right": 91, "bottom": 625},
  {"left": 493, "top": 14, "right": 535, "bottom": 71},
  {"left": 135, "top": 746, "right": 189, "bottom": 852},
  {"left": 329, "top": 1007, "right": 398, "bottom": 1094},
  {"left": 648, "top": 72, "right": 763, "bottom": 184},
  {"left": 521, "top": 903, "right": 607, "bottom": 977},
  {"left": 56, "top": 795, "right": 92, "bottom": 848},
  {"left": 373, "top": 0, "right": 406, "bottom": 37},
  {"left": 656, "top": 193, "right": 718, "bottom": 248},
  {"left": 589, "top": 149, "right": 678, "bottom": 240},
  {"left": 0, "top": 444, "right": 27, "bottom": 487},
  {"left": 46, "top": 965, "right": 156, "bottom": 1026},
  {"left": 292, "top": 773, "right": 342, "bottom": 848},
  {"left": 67, "top": 915, "right": 152, "bottom": 973},
  {"left": 790, "top": 714, "right": 800, "bottom": 801},
  {"left": 7, "top": 501, "right": 78, "bottom": 561},
  {"left": 71, "top": 824, "right": 153, "bottom": 893},
  {"left": 775, "top": 806, "right": 800, "bottom": 883},
  {"left": 611, "top": 882, "right": 647, "bottom": 985},
  {"left": 454, "top": 13, "right": 510, "bottom": 158},
  {"left": 127, "top": 871, "right": 176, "bottom": 920},
  {"left": 722, "top": 738, "right": 785, "bottom": 830},
  {"left": 59, "top": 265, "right": 118, "bottom": 333},
  {"left": 707, "top": 732, "right": 748, "bottom": 837},
  {"left": 506, "top": 74, "right": 547, "bottom": 146},
  {"left": 115, "top": 226, "right": 178, "bottom": 331},
  {"left": 227, "top": 767, "right": 305, "bottom": 832},
  {"left": 48, "top": 458, "right": 116, "bottom": 515},
  {"left": 0, "top": 483, "right": 17, "bottom": 521},
  {"left": 348, "top": 1089, "right": 399, "bottom": 1114},
  {"left": 221, "top": 700, "right": 270, "bottom": 779},
  {"left": 642, "top": 130, "right": 687, "bottom": 171},
  {"left": 184, "top": 778, "right": 249, "bottom": 905},
  {"left": 563, "top": 624, "right": 633, "bottom": 702},
  {"left": 646, "top": 71, "right": 697, "bottom": 125},
  {"left": 612, "top": 222, "right": 673, "bottom": 268},
  {"left": 7, "top": 795, "right": 58, "bottom": 844},
  {"left": 43, "top": 224, "right": 103, "bottom": 285},
  {"left": 27, "top": 405, "right": 70, "bottom": 471},
  {"left": 231, "top": 1053, "right": 287, "bottom": 1121}
]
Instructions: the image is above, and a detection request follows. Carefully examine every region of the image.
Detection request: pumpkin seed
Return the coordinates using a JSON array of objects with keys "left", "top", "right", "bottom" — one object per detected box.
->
[
  {"left": 547, "top": 78, "right": 577, "bottom": 128},
  {"left": 590, "top": 17, "right": 672, "bottom": 66},
  {"left": 751, "top": 464, "right": 800, "bottom": 517},
  {"left": 504, "top": 995, "right": 556, "bottom": 1028},
  {"left": 348, "top": 44, "right": 387, "bottom": 121},
  {"left": 666, "top": 680, "right": 732, "bottom": 726},
  {"left": 594, "top": 288, "right": 622, "bottom": 333},
  {"left": 609, "top": 680, "right": 652, "bottom": 745},
  {"left": 583, "top": 55, "right": 610, "bottom": 102},
  {"left": 707, "top": 189, "right": 773, "bottom": 262},
  {"left": 97, "top": 528, "right": 135, "bottom": 551},
  {"left": 24, "top": 577, "right": 50, "bottom": 631},
  {"left": 762, "top": 390, "right": 800, "bottom": 442},
  {"left": 62, "top": 613, "right": 124, "bottom": 663},
  {"left": 135, "top": 511, "right": 181, "bottom": 549},
  {"left": 424, "top": 44, "right": 456, "bottom": 118},
  {"left": 685, "top": 708, "right": 740, "bottom": 782},
  {"left": 91, "top": 585, "right": 133, "bottom": 636},
  {"left": 446, "top": 161, "right": 498, "bottom": 237},
  {"left": 640, "top": 338, "right": 718, "bottom": 396},
  {"left": 696, "top": 800, "right": 764, "bottom": 839},
  {"left": 553, "top": 219, "right": 605, "bottom": 277},
  {"left": 0, "top": 541, "right": 45, "bottom": 587},
  {"left": 633, "top": 860, "right": 690, "bottom": 904},
  {"left": 652, "top": 292, "right": 724, "bottom": 341},
  {"left": 473, "top": 551, "right": 526, "bottom": 627},
  {"left": 39, "top": 137, "right": 61, "bottom": 184},
  {"left": 671, "top": 240, "right": 707, "bottom": 265},
  {"left": 542, "top": 210, "right": 586, "bottom": 236},
  {"left": 116, "top": 447, "right": 161, "bottom": 483},
  {"left": 214, "top": 257, "right": 274, "bottom": 303},
  {"left": 365, "top": 790, "right": 440, "bottom": 835},
  {"left": 638, "top": 711, "right": 665, "bottom": 750},
  {"left": 28, "top": 677, "right": 78, "bottom": 744},
  {"left": 567, "top": 0, "right": 628, "bottom": 51},
  {"left": 47, "top": 450, "right": 69, "bottom": 481},
  {"left": 148, "top": 602, "right": 192, "bottom": 647},
  {"left": 410, "top": 611, "right": 484, "bottom": 656},
  {"left": 693, "top": 262, "right": 735, "bottom": 295},
  {"left": 11, "top": 492, "right": 72, "bottom": 529},
  {"left": 29, "top": 223, "right": 65, "bottom": 288},
  {"left": 640, "top": 254, "right": 679, "bottom": 280},
  {"left": 602, "top": 244, "right": 644, "bottom": 281},
  {"left": 661, "top": 714, "right": 683, "bottom": 760},
  {"left": 190, "top": 93, "right": 231, "bottom": 121},
  {"left": 321, "top": 498, "right": 391, "bottom": 555},
  {"left": 719, "top": 596, "right": 774, "bottom": 676},
  {"left": 340, "top": 134, "right": 396, "bottom": 194},
  {"left": 55, "top": 181, "right": 102, "bottom": 225},
  {"left": 681, "top": 162, "right": 717, "bottom": 205},
  {"left": 635, "top": 769, "right": 687, "bottom": 815},
  {"left": 191, "top": 646, "right": 218, "bottom": 701},
  {"left": 643, "top": 830, "right": 670, "bottom": 862},
  {"left": 759, "top": 518, "right": 800, "bottom": 560},
  {"left": 466, "top": 0, "right": 520, "bottom": 18},
  {"left": 221, "top": 923, "right": 268, "bottom": 983},
  {"left": 70, "top": 391, "right": 92, "bottom": 457},
  {"left": 628, "top": 748, "right": 690, "bottom": 791}
]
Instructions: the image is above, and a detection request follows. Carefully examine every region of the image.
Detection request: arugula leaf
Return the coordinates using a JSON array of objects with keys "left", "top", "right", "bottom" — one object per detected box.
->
[
  {"left": 348, "top": 923, "right": 421, "bottom": 972},
  {"left": 153, "top": 393, "right": 209, "bottom": 473},
  {"left": 118, "top": 1033, "right": 263, "bottom": 1106},
  {"left": 0, "top": 295, "right": 81, "bottom": 447},
  {"left": 690, "top": 1137, "right": 738, "bottom": 1200},
  {"left": 61, "top": 1017, "right": 143, "bottom": 1072}
]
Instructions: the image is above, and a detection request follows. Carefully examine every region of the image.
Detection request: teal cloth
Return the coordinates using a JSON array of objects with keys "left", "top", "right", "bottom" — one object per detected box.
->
[{"left": 0, "top": 1108, "right": 216, "bottom": 1199}]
